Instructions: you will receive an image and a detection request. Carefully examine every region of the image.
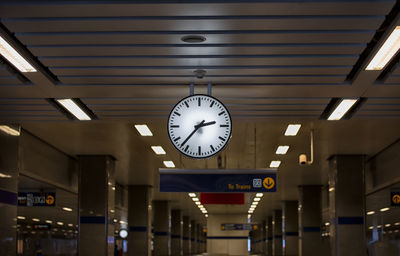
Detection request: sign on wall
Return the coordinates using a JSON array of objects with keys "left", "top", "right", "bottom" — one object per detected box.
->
[
  {"left": 18, "top": 192, "right": 56, "bottom": 206},
  {"left": 221, "top": 224, "right": 259, "bottom": 231},
  {"left": 391, "top": 190, "right": 400, "bottom": 207},
  {"left": 159, "top": 169, "right": 277, "bottom": 192}
]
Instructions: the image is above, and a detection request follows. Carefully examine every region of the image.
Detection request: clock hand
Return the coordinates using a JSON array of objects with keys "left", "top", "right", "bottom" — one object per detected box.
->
[
  {"left": 195, "top": 121, "right": 216, "bottom": 129},
  {"left": 181, "top": 120, "right": 205, "bottom": 147}
]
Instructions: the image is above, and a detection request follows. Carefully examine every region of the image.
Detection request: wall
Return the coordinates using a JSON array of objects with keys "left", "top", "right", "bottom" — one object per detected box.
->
[
  {"left": 207, "top": 214, "right": 248, "bottom": 256},
  {"left": 19, "top": 130, "right": 78, "bottom": 193},
  {"left": 365, "top": 139, "right": 400, "bottom": 193}
]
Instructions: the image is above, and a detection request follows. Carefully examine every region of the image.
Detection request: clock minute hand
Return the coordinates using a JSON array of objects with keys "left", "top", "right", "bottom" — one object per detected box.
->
[
  {"left": 195, "top": 121, "right": 216, "bottom": 128},
  {"left": 181, "top": 120, "right": 205, "bottom": 147}
]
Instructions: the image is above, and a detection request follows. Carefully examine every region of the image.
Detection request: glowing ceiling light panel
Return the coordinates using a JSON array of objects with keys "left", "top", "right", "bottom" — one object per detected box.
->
[
  {"left": 269, "top": 161, "right": 281, "bottom": 168},
  {"left": 163, "top": 161, "right": 175, "bottom": 168},
  {"left": 57, "top": 99, "right": 91, "bottom": 121},
  {"left": 327, "top": 99, "right": 358, "bottom": 121},
  {"left": 134, "top": 124, "right": 153, "bottom": 136},
  {"left": 276, "top": 146, "right": 289, "bottom": 155},
  {"left": 151, "top": 146, "right": 166, "bottom": 155},
  {"left": 284, "top": 124, "right": 301, "bottom": 136},
  {"left": 366, "top": 26, "right": 400, "bottom": 70},
  {"left": 0, "top": 125, "right": 20, "bottom": 136},
  {"left": 0, "top": 35, "right": 36, "bottom": 72}
]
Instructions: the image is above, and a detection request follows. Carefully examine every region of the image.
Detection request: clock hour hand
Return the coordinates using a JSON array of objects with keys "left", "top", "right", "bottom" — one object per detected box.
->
[
  {"left": 181, "top": 120, "right": 205, "bottom": 147},
  {"left": 195, "top": 121, "right": 216, "bottom": 129}
]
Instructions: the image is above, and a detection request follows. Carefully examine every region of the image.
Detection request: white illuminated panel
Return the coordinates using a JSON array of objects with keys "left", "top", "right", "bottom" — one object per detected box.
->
[
  {"left": 366, "top": 26, "right": 400, "bottom": 70},
  {"left": 0, "top": 35, "right": 36, "bottom": 72}
]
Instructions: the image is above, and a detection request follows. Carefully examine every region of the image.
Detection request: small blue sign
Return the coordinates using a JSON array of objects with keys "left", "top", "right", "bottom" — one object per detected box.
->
[
  {"left": 159, "top": 169, "right": 277, "bottom": 192},
  {"left": 18, "top": 192, "right": 56, "bottom": 206},
  {"left": 221, "top": 224, "right": 259, "bottom": 231}
]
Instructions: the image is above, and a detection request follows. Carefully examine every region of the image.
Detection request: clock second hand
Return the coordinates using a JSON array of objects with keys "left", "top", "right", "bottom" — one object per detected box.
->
[{"left": 181, "top": 120, "right": 205, "bottom": 147}]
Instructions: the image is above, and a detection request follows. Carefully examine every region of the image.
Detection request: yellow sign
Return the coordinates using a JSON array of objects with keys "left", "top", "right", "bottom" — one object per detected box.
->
[
  {"left": 46, "top": 195, "right": 55, "bottom": 205},
  {"left": 392, "top": 194, "right": 400, "bottom": 204},
  {"left": 253, "top": 225, "right": 258, "bottom": 230},
  {"left": 263, "top": 177, "right": 275, "bottom": 190}
]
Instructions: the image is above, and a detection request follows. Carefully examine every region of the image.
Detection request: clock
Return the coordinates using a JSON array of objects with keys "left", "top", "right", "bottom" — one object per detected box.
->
[{"left": 167, "top": 94, "right": 232, "bottom": 159}]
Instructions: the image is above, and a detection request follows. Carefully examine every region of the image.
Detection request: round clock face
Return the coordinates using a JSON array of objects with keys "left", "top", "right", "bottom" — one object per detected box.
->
[{"left": 167, "top": 94, "right": 232, "bottom": 159}]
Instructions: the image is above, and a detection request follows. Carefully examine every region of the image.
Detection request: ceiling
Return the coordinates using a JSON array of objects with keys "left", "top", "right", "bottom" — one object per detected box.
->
[{"left": 1, "top": 0, "right": 400, "bottom": 224}]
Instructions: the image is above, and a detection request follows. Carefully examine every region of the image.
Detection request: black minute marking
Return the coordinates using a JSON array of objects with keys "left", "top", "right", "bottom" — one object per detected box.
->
[
  {"left": 184, "top": 101, "right": 189, "bottom": 108},
  {"left": 218, "top": 136, "right": 226, "bottom": 141},
  {"left": 174, "top": 111, "right": 181, "bottom": 116},
  {"left": 171, "top": 125, "right": 180, "bottom": 128},
  {"left": 218, "top": 111, "right": 225, "bottom": 116},
  {"left": 220, "top": 124, "right": 228, "bottom": 127},
  {"left": 174, "top": 137, "right": 181, "bottom": 142},
  {"left": 210, "top": 101, "right": 215, "bottom": 108},
  {"left": 198, "top": 97, "right": 201, "bottom": 106}
]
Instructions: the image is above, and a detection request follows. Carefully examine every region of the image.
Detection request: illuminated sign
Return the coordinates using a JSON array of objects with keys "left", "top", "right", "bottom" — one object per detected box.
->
[
  {"left": 18, "top": 192, "right": 56, "bottom": 206},
  {"left": 391, "top": 190, "right": 400, "bottom": 206},
  {"left": 159, "top": 169, "right": 277, "bottom": 193},
  {"left": 221, "top": 224, "right": 259, "bottom": 231}
]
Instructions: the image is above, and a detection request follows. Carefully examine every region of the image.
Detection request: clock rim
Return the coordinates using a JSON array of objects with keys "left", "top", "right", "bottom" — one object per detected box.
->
[{"left": 167, "top": 94, "right": 232, "bottom": 159}]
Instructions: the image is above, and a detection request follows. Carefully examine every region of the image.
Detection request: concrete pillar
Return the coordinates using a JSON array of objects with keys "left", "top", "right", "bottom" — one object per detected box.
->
[
  {"left": 256, "top": 227, "right": 262, "bottom": 253},
  {"left": 298, "top": 186, "right": 324, "bottom": 256},
  {"left": 0, "top": 125, "right": 20, "bottom": 255},
  {"left": 197, "top": 223, "right": 202, "bottom": 253},
  {"left": 153, "top": 201, "right": 171, "bottom": 256},
  {"left": 190, "top": 220, "right": 197, "bottom": 255},
  {"left": 266, "top": 216, "right": 273, "bottom": 256},
  {"left": 329, "top": 155, "right": 366, "bottom": 256},
  {"left": 128, "top": 185, "right": 152, "bottom": 256},
  {"left": 182, "top": 216, "right": 191, "bottom": 255},
  {"left": 282, "top": 201, "right": 298, "bottom": 256},
  {"left": 171, "top": 210, "right": 183, "bottom": 256},
  {"left": 78, "top": 155, "right": 115, "bottom": 256},
  {"left": 262, "top": 220, "right": 267, "bottom": 255},
  {"left": 272, "top": 210, "right": 283, "bottom": 256},
  {"left": 249, "top": 230, "right": 254, "bottom": 253}
]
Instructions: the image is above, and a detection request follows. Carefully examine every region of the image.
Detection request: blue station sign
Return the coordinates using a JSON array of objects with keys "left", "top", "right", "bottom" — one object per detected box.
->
[
  {"left": 159, "top": 169, "right": 277, "bottom": 193},
  {"left": 221, "top": 223, "right": 260, "bottom": 231},
  {"left": 18, "top": 192, "right": 56, "bottom": 206}
]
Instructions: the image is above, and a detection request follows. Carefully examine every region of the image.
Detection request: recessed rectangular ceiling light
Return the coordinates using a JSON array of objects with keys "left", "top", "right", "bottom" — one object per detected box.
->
[
  {"left": 327, "top": 99, "right": 358, "bottom": 121},
  {"left": 366, "top": 211, "right": 375, "bottom": 215},
  {"left": 188, "top": 193, "right": 196, "bottom": 198},
  {"left": 45, "top": 220, "right": 52, "bottom": 224},
  {"left": 253, "top": 197, "right": 261, "bottom": 202},
  {"left": 270, "top": 160, "right": 281, "bottom": 168},
  {"left": 192, "top": 197, "right": 199, "bottom": 202},
  {"left": 57, "top": 222, "right": 64, "bottom": 226},
  {"left": 56, "top": 99, "right": 91, "bottom": 121},
  {"left": 0, "top": 125, "right": 20, "bottom": 136},
  {"left": 62, "top": 207, "right": 73, "bottom": 212},
  {"left": 17, "top": 216, "right": 25, "bottom": 220},
  {"left": 380, "top": 207, "right": 390, "bottom": 212},
  {"left": 163, "top": 161, "right": 175, "bottom": 168},
  {"left": 151, "top": 146, "right": 166, "bottom": 155},
  {"left": 32, "top": 218, "right": 40, "bottom": 222},
  {"left": 256, "top": 193, "right": 263, "bottom": 198},
  {"left": 0, "top": 35, "right": 36, "bottom": 72},
  {"left": 284, "top": 124, "right": 301, "bottom": 136},
  {"left": 0, "top": 172, "right": 12, "bottom": 178},
  {"left": 195, "top": 201, "right": 201, "bottom": 205},
  {"left": 134, "top": 124, "right": 153, "bottom": 136},
  {"left": 366, "top": 26, "right": 400, "bottom": 70},
  {"left": 276, "top": 146, "right": 289, "bottom": 155}
]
